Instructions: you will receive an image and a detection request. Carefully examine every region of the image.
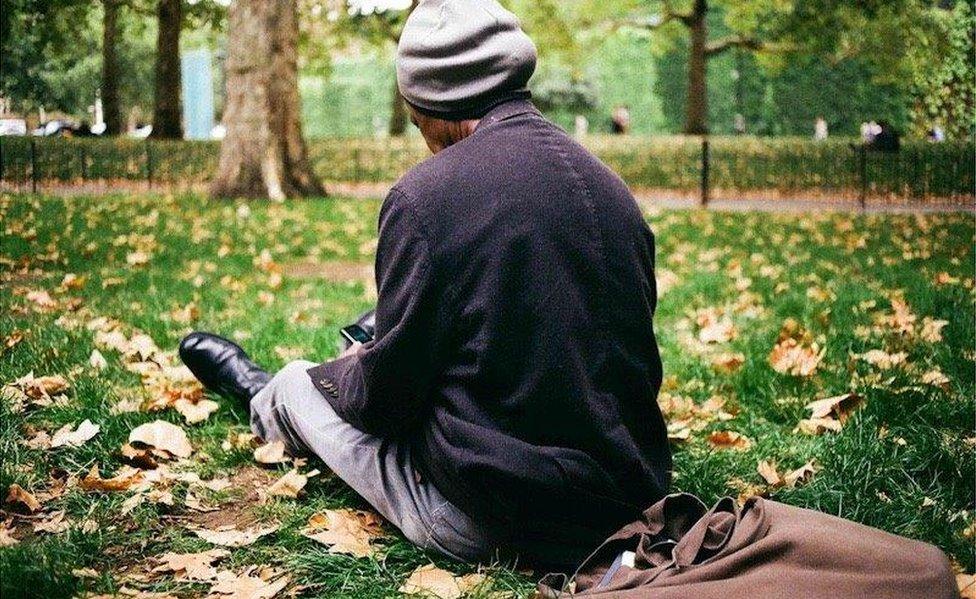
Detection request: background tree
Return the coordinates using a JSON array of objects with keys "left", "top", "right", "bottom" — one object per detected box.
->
[
  {"left": 102, "top": 0, "right": 124, "bottom": 134},
  {"left": 150, "top": 0, "right": 183, "bottom": 138},
  {"left": 210, "top": 0, "right": 324, "bottom": 200}
]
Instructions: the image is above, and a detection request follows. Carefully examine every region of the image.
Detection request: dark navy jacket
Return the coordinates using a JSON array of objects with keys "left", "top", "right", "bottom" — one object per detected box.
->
[{"left": 308, "top": 99, "right": 670, "bottom": 567}]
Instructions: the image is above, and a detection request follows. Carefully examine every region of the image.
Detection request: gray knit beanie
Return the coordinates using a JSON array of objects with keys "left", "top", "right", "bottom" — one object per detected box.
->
[{"left": 396, "top": 0, "right": 537, "bottom": 120}]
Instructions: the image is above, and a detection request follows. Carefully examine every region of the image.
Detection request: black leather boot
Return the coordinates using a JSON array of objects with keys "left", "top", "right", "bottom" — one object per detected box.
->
[{"left": 178, "top": 332, "right": 272, "bottom": 405}]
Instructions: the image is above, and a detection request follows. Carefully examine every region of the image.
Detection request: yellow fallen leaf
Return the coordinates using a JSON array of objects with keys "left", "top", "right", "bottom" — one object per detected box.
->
[
  {"left": 191, "top": 524, "right": 279, "bottom": 547},
  {"left": 768, "top": 338, "right": 822, "bottom": 377},
  {"left": 859, "top": 349, "right": 906, "bottom": 370},
  {"left": 302, "top": 509, "right": 383, "bottom": 558},
  {"left": 921, "top": 369, "right": 950, "bottom": 388},
  {"left": 918, "top": 317, "right": 948, "bottom": 343},
  {"left": 20, "top": 373, "right": 70, "bottom": 399},
  {"left": 253, "top": 441, "right": 287, "bottom": 465},
  {"left": 804, "top": 393, "right": 863, "bottom": 424},
  {"left": 711, "top": 352, "right": 745, "bottom": 373},
  {"left": 152, "top": 548, "right": 230, "bottom": 581},
  {"left": 399, "top": 564, "right": 484, "bottom": 599},
  {"left": 265, "top": 469, "right": 316, "bottom": 498},
  {"left": 174, "top": 398, "right": 220, "bottom": 424},
  {"left": 795, "top": 417, "right": 843, "bottom": 436},
  {"left": 5, "top": 483, "right": 42, "bottom": 512},
  {"left": 208, "top": 567, "right": 290, "bottom": 599},
  {"left": 80, "top": 465, "right": 145, "bottom": 493},
  {"left": 782, "top": 460, "right": 818, "bottom": 488},
  {"left": 129, "top": 420, "right": 193, "bottom": 458},
  {"left": 707, "top": 431, "right": 752, "bottom": 451},
  {"left": 757, "top": 460, "right": 782, "bottom": 486},
  {"left": 50, "top": 419, "right": 100, "bottom": 448}
]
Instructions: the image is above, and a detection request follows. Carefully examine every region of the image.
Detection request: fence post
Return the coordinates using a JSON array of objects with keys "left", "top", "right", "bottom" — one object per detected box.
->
[
  {"left": 700, "top": 137, "right": 710, "bottom": 207},
  {"left": 145, "top": 139, "right": 153, "bottom": 189},
  {"left": 857, "top": 145, "right": 867, "bottom": 210},
  {"left": 30, "top": 137, "right": 37, "bottom": 194}
]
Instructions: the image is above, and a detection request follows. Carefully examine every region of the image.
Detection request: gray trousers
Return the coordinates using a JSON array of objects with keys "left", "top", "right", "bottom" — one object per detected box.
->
[{"left": 250, "top": 360, "right": 495, "bottom": 562}]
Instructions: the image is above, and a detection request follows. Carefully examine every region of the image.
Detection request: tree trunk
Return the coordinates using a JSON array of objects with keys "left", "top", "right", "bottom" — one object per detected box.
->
[
  {"left": 684, "top": 0, "right": 709, "bottom": 135},
  {"left": 102, "top": 0, "right": 123, "bottom": 135},
  {"left": 210, "top": 0, "right": 324, "bottom": 200},
  {"left": 389, "top": 81, "right": 408, "bottom": 137},
  {"left": 151, "top": 0, "right": 183, "bottom": 139}
]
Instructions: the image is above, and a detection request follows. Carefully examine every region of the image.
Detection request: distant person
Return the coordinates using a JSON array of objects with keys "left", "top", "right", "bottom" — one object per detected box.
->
[
  {"left": 927, "top": 126, "right": 945, "bottom": 143},
  {"left": 867, "top": 120, "right": 900, "bottom": 152},
  {"left": 574, "top": 114, "right": 589, "bottom": 137},
  {"left": 861, "top": 120, "right": 881, "bottom": 143},
  {"left": 611, "top": 104, "right": 631, "bottom": 134},
  {"left": 733, "top": 113, "right": 746, "bottom": 135},
  {"left": 814, "top": 116, "right": 828, "bottom": 141}
]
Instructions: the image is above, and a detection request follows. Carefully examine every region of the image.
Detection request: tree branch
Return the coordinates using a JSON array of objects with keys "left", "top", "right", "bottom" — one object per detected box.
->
[{"left": 706, "top": 36, "right": 764, "bottom": 56}]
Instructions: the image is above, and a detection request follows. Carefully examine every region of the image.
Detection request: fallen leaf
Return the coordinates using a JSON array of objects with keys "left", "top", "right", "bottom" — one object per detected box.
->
[
  {"left": 71, "top": 567, "right": 99, "bottom": 578},
  {"left": 0, "top": 521, "right": 19, "bottom": 547},
  {"left": 918, "top": 317, "right": 948, "bottom": 343},
  {"left": 782, "top": 460, "right": 818, "bottom": 488},
  {"left": 265, "top": 469, "right": 316, "bottom": 498},
  {"left": 5, "top": 483, "right": 42, "bottom": 512},
  {"left": 711, "top": 352, "right": 745, "bottom": 373},
  {"left": 921, "top": 369, "right": 950, "bottom": 388},
  {"left": 804, "top": 393, "right": 863, "bottom": 424},
  {"left": 859, "top": 349, "right": 907, "bottom": 370},
  {"left": 795, "top": 417, "right": 843, "bottom": 436},
  {"left": 253, "top": 441, "right": 287, "bottom": 465},
  {"left": 207, "top": 567, "right": 289, "bottom": 599},
  {"left": 129, "top": 420, "right": 193, "bottom": 458},
  {"left": 173, "top": 398, "right": 220, "bottom": 424},
  {"left": 698, "top": 318, "right": 737, "bottom": 344},
  {"left": 33, "top": 510, "right": 71, "bottom": 534},
  {"left": 50, "top": 419, "right": 100, "bottom": 448},
  {"left": 768, "top": 338, "right": 822, "bottom": 377},
  {"left": 89, "top": 349, "right": 108, "bottom": 370},
  {"left": 191, "top": 524, "right": 279, "bottom": 548},
  {"left": 25, "top": 429, "right": 52, "bottom": 450},
  {"left": 153, "top": 548, "right": 230, "bottom": 581},
  {"left": 757, "top": 460, "right": 782, "bottom": 486},
  {"left": 302, "top": 509, "right": 383, "bottom": 558},
  {"left": 399, "top": 564, "right": 484, "bottom": 599},
  {"left": 707, "top": 431, "right": 752, "bottom": 451},
  {"left": 80, "top": 465, "right": 145, "bottom": 493},
  {"left": 957, "top": 573, "right": 975, "bottom": 599}
]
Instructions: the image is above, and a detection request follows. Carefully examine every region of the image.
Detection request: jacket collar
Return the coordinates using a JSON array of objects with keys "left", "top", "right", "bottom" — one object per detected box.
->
[{"left": 474, "top": 99, "right": 540, "bottom": 132}]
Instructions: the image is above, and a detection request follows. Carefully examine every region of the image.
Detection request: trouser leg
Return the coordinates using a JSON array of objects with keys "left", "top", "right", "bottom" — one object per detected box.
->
[{"left": 249, "top": 360, "right": 495, "bottom": 562}]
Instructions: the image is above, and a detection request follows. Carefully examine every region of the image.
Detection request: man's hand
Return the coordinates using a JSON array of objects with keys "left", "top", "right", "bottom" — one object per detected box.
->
[{"left": 338, "top": 342, "right": 364, "bottom": 360}]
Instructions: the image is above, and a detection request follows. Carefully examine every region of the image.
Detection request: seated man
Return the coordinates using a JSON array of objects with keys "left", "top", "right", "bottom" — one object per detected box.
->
[{"left": 179, "top": 0, "right": 671, "bottom": 569}]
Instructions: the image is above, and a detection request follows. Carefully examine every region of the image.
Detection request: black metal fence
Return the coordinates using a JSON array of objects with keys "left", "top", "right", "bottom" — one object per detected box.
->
[{"left": 1, "top": 135, "right": 972, "bottom": 205}]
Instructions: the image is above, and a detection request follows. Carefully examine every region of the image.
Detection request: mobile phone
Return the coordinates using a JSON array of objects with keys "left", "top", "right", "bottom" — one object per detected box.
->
[{"left": 340, "top": 324, "right": 374, "bottom": 345}]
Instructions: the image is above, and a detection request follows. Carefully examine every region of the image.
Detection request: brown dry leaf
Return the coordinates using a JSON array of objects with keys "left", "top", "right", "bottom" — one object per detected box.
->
[
  {"left": 253, "top": 441, "right": 287, "bottom": 465},
  {"left": 957, "top": 573, "right": 975, "bottom": 599},
  {"left": 18, "top": 372, "right": 70, "bottom": 400},
  {"left": 711, "top": 352, "right": 745, "bottom": 373},
  {"left": 769, "top": 338, "right": 823, "bottom": 377},
  {"left": 80, "top": 465, "right": 145, "bottom": 493},
  {"left": 3, "top": 330, "right": 25, "bottom": 352},
  {"left": 399, "top": 564, "right": 484, "bottom": 599},
  {"left": 698, "top": 318, "right": 737, "bottom": 344},
  {"left": 0, "top": 521, "right": 19, "bottom": 547},
  {"left": 265, "top": 468, "right": 317, "bottom": 498},
  {"left": 302, "top": 509, "right": 383, "bottom": 558},
  {"left": 757, "top": 460, "right": 782, "bottom": 486},
  {"left": 207, "top": 567, "right": 290, "bottom": 599},
  {"left": 859, "top": 349, "right": 907, "bottom": 370},
  {"left": 5, "top": 483, "right": 42, "bottom": 512},
  {"left": 805, "top": 393, "right": 863, "bottom": 424},
  {"left": 33, "top": 510, "right": 71, "bottom": 534},
  {"left": 71, "top": 567, "right": 99, "bottom": 578},
  {"left": 783, "top": 460, "right": 819, "bottom": 488},
  {"left": 707, "top": 431, "right": 752, "bottom": 451},
  {"left": 25, "top": 429, "right": 52, "bottom": 450},
  {"left": 921, "top": 369, "right": 950, "bottom": 388},
  {"left": 918, "top": 317, "right": 948, "bottom": 343},
  {"left": 174, "top": 398, "right": 220, "bottom": 424},
  {"left": 26, "top": 289, "right": 58, "bottom": 311},
  {"left": 795, "top": 417, "right": 843, "bottom": 436},
  {"left": 129, "top": 420, "right": 193, "bottom": 458},
  {"left": 50, "top": 419, "right": 100, "bottom": 448},
  {"left": 153, "top": 548, "right": 230, "bottom": 581},
  {"left": 191, "top": 524, "right": 279, "bottom": 548}
]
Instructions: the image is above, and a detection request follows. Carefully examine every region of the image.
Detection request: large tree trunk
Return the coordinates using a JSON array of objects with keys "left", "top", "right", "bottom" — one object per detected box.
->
[
  {"left": 389, "top": 81, "right": 408, "bottom": 137},
  {"left": 210, "top": 0, "right": 324, "bottom": 200},
  {"left": 151, "top": 0, "right": 183, "bottom": 139},
  {"left": 684, "top": 0, "right": 709, "bottom": 135},
  {"left": 102, "top": 0, "right": 123, "bottom": 135}
]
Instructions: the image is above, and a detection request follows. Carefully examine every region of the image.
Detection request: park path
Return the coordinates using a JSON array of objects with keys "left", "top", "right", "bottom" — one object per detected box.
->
[{"left": 2, "top": 180, "right": 972, "bottom": 213}]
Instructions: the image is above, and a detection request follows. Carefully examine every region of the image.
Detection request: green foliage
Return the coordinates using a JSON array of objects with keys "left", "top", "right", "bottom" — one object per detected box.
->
[{"left": 909, "top": 0, "right": 976, "bottom": 140}]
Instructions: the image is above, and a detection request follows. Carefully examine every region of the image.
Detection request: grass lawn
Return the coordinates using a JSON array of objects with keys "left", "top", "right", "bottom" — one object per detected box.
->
[{"left": 1, "top": 192, "right": 973, "bottom": 598}]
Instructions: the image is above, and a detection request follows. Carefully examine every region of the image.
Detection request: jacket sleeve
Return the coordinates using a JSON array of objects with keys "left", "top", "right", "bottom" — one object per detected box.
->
[{"left": 306, "top": 188, "right": 438, "bottom": 438}]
